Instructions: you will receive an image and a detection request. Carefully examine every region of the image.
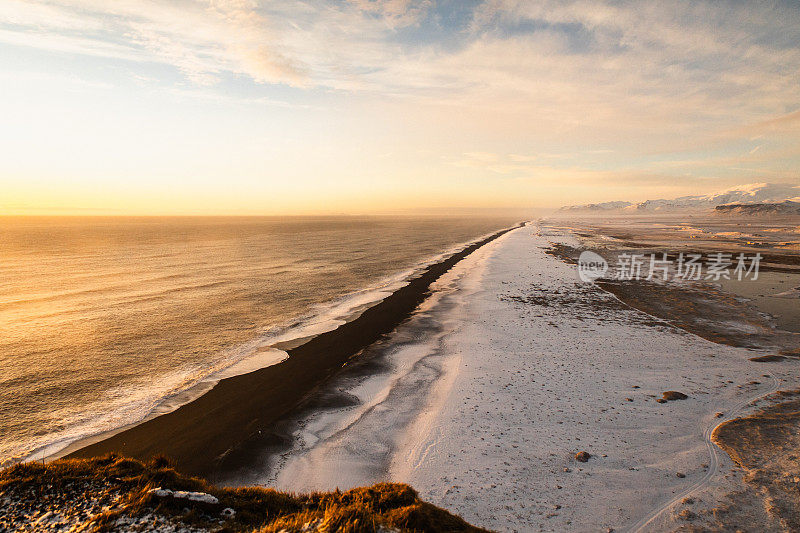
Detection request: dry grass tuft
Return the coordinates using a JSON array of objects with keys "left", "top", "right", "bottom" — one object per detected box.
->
[
  {"left": 778, "top": 347, "right": 800, "bottom": 357},
  {"left": 749, "top": 355, "right": 785, "bottom": 362}
]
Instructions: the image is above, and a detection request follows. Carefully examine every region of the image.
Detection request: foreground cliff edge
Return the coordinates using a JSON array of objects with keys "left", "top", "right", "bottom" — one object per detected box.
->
[{"left": 0, "top": 455, "right": 488, "bottom": 532}]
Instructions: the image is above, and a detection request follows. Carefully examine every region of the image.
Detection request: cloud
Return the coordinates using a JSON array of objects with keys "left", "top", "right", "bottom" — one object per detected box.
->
[
  {"left": 4, "top": 0, "right": 798, "bottom": 123},
  {"left": 346, "top": 0, "right": 432, "bottom": 29},
  {"left": 1, "top": 0, "right": 798, "bottom": 193},
  {"left": 0, "top": 0, "right": 309, "bottom": 86}
]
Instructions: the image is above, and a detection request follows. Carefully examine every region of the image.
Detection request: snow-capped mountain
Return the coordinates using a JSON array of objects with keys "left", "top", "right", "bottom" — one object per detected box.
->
[
  {"left": 560, "top": 183, "right": 800, "bottom": 213},
  {"left": 560, "top": 200, "right": 633, "bottom": 211}
]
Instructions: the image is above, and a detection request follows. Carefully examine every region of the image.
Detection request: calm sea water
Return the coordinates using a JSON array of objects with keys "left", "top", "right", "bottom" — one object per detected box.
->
[{"left": 0, "top": 216, "right": 516, "bottom": 465}]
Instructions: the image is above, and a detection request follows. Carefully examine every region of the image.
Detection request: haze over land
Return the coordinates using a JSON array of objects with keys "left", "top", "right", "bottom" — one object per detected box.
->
[{"left": 1, "top": 0, "right": 799, "bottom": 214}]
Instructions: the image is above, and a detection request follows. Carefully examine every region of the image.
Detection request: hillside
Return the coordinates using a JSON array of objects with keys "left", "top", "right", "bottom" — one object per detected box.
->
[{"left": 0, "top": 455, "right": 487, "bottom": 533}]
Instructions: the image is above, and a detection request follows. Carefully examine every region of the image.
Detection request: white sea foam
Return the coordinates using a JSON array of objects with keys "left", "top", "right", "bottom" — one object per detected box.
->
[{"left": 24, "top": 230, "right": 503, "bottom": 467}]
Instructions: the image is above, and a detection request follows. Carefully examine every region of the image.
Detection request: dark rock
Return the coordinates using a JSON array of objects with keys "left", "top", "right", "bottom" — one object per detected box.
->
[
  {"left": 662, "top": 391, "right": 688, "bottom": 401},
  {"left": 575, "top": 451, "right": 591, "bottom": 463}
]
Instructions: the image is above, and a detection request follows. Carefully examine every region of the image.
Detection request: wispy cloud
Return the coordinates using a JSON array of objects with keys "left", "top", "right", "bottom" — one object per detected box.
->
[{"left": 0, "top": 0, "right": 310, "bottom": 85}]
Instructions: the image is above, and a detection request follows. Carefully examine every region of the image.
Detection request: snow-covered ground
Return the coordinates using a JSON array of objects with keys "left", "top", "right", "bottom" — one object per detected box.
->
[{"left": 262, "top": 224, "right": 795, "bottom": 532}]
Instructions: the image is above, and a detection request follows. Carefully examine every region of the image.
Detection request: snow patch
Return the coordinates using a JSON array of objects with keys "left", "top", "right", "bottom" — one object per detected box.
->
[{"left": 148, "top": 488, "right": 219, "bottom": 505}]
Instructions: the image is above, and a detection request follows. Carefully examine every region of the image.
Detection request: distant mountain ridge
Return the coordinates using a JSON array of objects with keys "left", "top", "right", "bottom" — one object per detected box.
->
[
  {"left": 715, "top": 201, "right": 800, "bottom": 216},
  {"left": 560, "top": 183, "right": 800, "bottom": 213}
]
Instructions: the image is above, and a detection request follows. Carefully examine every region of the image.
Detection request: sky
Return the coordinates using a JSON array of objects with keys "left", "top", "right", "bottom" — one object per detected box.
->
[{"left": 1, "top": 0, "right": 799, "bottom": 215}]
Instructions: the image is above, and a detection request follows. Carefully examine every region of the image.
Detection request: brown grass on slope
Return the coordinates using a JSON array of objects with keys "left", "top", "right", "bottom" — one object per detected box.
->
[{"left": 0, "top": 455, "right": 489, "bottom": 532}]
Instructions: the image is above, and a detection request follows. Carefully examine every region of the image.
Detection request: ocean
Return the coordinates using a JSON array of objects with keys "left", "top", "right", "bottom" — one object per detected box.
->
[{"left": 0, "top": 215, "right": 517, "bottom": 466}]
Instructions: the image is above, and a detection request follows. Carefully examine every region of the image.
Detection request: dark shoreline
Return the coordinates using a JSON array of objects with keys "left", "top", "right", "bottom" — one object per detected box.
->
[{"left": 69, "top": 223, "right": 523, "bottom": 481}]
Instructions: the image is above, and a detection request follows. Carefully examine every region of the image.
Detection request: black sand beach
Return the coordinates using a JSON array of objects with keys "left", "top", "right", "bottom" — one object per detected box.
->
[{"left": 69, "top": 224, "right": 521, "bottom": 480}]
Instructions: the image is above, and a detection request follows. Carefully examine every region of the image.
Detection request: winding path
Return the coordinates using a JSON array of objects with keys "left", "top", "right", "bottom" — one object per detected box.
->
[{"left": 626, "top": 371, "right": 779, "bottom": 532}]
